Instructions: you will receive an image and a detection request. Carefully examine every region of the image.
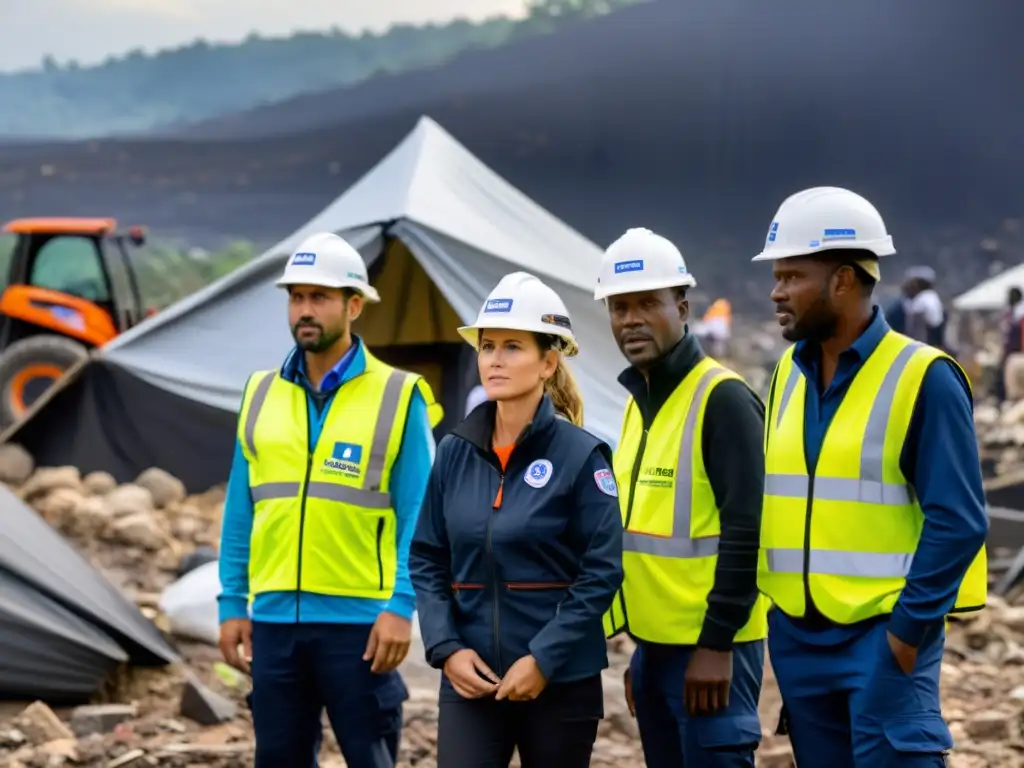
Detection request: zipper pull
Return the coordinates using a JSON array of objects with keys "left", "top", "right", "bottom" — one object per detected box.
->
[{"left": 493, "top": 474, "right": 505, "bottom": 509}]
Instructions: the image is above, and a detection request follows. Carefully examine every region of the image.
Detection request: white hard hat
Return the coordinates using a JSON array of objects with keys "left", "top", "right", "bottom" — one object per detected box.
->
[
  {"left": 458, "top": 272, "right": 579, "bottom": 357},
  {"left": 752, "top": 186, "right": 896, "bottom": 263},
  {"left": 593, "top": 227, "right": 696, "bottom": 301},
  {"left": 276, "top": 232, "right": 380, "bottom": 303}
]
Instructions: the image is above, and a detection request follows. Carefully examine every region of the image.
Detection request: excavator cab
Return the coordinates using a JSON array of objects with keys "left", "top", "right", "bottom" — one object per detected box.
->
[{"left": 0, "top": 217, "right": 153, "bottom": 427}]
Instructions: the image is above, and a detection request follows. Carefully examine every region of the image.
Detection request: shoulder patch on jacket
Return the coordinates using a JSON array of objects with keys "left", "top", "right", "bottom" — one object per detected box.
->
[{"left": 594, "top": 468, "right": 618, "bottom": 497}]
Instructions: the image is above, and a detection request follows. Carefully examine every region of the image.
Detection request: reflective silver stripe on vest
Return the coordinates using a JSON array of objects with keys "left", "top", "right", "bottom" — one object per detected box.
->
[
  {"left": 765, "top": 341, "right": 924, "bottom": 577},
  {"left": 766, "top": 547, "right": 913, "bottom": 578},
  {"left": 247, "top": 369, "right": 410, "bottom": 508},
  {"left": 621, "top": 366, "right": 724, "bottom": 559},
  {"left": 243, "top": 372, "right": 276, "bottom": 459}
]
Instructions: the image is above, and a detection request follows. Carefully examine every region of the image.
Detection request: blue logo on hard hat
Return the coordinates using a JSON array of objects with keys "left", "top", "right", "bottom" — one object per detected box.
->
[
  {"left": 767, "top": 222, "right": 779, "bottom": 243},
  {"left": 822, "top": 228, "right": 856, "bottom": 241},
  {"left": 292, "top": 252, "right": 316, "bottom": 266},
  {"left": 614, "top": 260, "right": 644, "bottom": 274},
  {"left": 485, "top": 298, "right": 513, "bottom": 313}
]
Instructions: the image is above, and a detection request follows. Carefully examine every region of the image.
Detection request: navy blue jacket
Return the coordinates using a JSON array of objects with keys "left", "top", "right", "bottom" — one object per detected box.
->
[{"left": 410, "top": 395, "right": 624, "bottom": 695}]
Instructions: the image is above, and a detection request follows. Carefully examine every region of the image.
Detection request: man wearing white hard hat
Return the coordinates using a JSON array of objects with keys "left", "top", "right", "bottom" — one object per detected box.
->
[
  {"left": 217, "top": 232, "right": 441, "bottom": 768},
  {"left": 411, "top": 272, "right": 623, "bottom": 766},
  {"left": 753, "top": 187, "right": 988, "bottom": 765},
  {"left": 596, "top": 228, "right": 769, "bottom": 767}
]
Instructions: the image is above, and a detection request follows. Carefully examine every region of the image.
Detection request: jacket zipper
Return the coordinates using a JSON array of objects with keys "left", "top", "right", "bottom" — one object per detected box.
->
[
  {"left": 623, "top": 379, "right": 653, "bottom": 530},
  {"left": 486, "top": 466, "right": 504, "bottom": 675},
  {"left": 375, "top": 517, "right": 385, "bottom": 590},
  {"left": 623, "top": 429, "right": 649, "bottom": 530},
  {"left": 295, "top": 451, "right": 313, "bottom": 622}
]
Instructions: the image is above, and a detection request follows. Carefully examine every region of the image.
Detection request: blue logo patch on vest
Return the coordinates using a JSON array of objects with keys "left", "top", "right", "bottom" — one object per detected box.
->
[
  {"left": 822, "top": 228, "right": 856, "bottom": 241},
  {"left": 324, "top": 442, "right": 362, "bottom": 476},
  {"left": 614, "top": 260, "right": 644, "bottom": 274},
  {"left": 524, "top": 459, "right": 553, "bottom": 488},
  {"left": 594, "top": 469, "right": 618, "bottom": 497},
  {"left": 484, "top": 298, "right": 513, "bottom": 313},
  {"left": 292, "top": 252, "right": 316, "bottom": 265}
]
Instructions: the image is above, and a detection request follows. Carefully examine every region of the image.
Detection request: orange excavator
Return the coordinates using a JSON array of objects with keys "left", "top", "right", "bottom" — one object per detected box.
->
[{"left": 0, "top": 217, "right": 156, "bottom": 427}]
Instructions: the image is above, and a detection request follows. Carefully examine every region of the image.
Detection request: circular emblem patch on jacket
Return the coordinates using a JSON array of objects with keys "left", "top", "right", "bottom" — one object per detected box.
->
[
  {"left": 524, "top": 459, "right": 553, "bottom": 488},
  {"left": 594, "top": 468, "right": 618, "bottom": 497}
]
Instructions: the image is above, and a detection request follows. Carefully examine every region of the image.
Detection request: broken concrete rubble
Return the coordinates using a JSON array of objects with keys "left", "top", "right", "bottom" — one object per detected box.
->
[{"left": 0, "top": 461, "right": 1022, "bottom": 765}]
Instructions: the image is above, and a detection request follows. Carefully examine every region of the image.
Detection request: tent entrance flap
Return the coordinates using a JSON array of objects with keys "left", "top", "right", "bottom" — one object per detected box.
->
[{"left": 356, "top": 235, "right": 466, "bottom": 434}]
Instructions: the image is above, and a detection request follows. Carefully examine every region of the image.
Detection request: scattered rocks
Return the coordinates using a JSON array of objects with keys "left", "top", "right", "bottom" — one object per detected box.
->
[
  {"left": 19, "top": 466, "right": 82, "bottom": 500},
  {"left": 103, "top": 484, "right": 154, "bottom": 518},
  {"left": 2, "top": 460, "right": 1023, "bottom": 766},
  {"left": 111, "top": 511, "right": 166, "bottom": 551},
  {"left": 82, "top": 471, "right": 118, "bottom": 496},
  {"left": 0, "top": 442, "right": 35, "bottom": 485},
  {"left": 136, "top": 468, "right": 186, "bottom": 508},
  {"left": 70, "top": 704, "right": 139, "bottom": 737},
  {"left": 13, "top": 702, "right": 74, "bottom": 744},
  {"left": 179, "top": 676, "right": 238, "bottom": 726}
]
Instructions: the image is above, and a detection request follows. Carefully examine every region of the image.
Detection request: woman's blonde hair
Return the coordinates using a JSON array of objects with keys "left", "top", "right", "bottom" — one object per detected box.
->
[{"left": 537, "top": 335, "right": 584, "bottom": 426}]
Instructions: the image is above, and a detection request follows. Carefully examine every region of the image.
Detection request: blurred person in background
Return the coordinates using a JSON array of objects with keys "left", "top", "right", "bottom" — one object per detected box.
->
[
  {"left": 753, "top": 187, "right": 988, "bottom": 767},
  {"left": 596, "top": 228, "right": 768, "bottom": 768},
  {"left": 410, "top": 272, "right": 623, "bottom": 768},
  {"left": 217, "top": 233, "right": 439, "bottom": 768},
  {"left": 902, "top": 266, "right": 950, "bottom": 351},
  {"left": 999, "top": 286, "right": 1024, "bottom": 401}
]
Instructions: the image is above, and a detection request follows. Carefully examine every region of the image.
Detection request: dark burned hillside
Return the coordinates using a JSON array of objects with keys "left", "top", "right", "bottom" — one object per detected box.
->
[{"left": 0, "top": 0, "right": 1021, "bottom": 301}]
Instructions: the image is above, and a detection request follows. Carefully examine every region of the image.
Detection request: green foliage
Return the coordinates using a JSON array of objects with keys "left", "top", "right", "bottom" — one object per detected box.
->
[
  {"left": 130, "top": 241, "right": 258, "bottom": 310},
  {"left": 0, "top": 234, "right": 258, "bottom": 312},
  {"left": 0, "top": 0, "right": 643, "bottom": 139}
]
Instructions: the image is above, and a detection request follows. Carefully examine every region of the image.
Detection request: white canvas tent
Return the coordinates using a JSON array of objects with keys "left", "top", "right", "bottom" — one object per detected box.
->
[
  {"left": 4, "top": 116, "right": 628, "bottom": 491},
  {"left": 954, "top": 263, "right": 1024, "bottom": 311}
]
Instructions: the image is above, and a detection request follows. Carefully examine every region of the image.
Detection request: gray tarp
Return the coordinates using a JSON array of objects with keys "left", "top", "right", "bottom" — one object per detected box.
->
[
  {"left": 95, "top": 116, "right": 628, "bottom": 444},
  {"left": 0, "top": 484, "right": 178, "bottom": 702}
]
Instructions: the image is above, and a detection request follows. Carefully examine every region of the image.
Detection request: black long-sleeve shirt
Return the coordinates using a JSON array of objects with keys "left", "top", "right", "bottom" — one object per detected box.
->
[{"left": 618, "top": 333, "right": 765, "bottom": 651}]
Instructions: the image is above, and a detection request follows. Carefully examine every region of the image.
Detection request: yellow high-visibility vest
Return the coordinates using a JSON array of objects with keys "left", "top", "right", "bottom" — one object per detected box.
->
[
  {"left": 237, "top": 348, "right": 437, "bottom": 599},
  {"left": 759, "top": 331, "right": 987, "bottom": 623},
  {"left": 603, "top": 357, "right": 770, "bottom": 644}
]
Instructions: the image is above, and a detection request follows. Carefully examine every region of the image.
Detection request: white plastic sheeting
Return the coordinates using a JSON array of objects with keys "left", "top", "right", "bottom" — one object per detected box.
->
[
  {"left": 159, "top": 560, "right": 221, "bottom": 646},
  {"left": 953, "top": 263, "right": 1024, "bottom": 311}
]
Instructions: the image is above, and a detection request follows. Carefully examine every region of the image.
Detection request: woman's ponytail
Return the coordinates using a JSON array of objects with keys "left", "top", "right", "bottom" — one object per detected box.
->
[{"left": 545, "top": 354, "right": 584, "bottom": 426}]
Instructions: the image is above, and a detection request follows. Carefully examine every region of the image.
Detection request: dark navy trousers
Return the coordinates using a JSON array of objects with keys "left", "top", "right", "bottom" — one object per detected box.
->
[
  {"left": 250, "top": 622, "right": 408, "bottom": 768},
  {"left": 631, "top": 640, "right": 764, "bottom": 767},
  {"left": 769, "top": 611, "right": 952, "bottom": 767}
]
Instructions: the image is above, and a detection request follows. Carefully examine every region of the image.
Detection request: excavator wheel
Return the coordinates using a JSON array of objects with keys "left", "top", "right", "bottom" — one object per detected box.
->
[{"left": 0, "top": 335, "right": 89, "bottom": 429}]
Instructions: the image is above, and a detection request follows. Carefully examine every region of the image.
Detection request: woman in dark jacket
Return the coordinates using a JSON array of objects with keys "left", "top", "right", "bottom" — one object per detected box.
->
[{"left": 410, "top": 272, "right": 624, "bottom": 768}]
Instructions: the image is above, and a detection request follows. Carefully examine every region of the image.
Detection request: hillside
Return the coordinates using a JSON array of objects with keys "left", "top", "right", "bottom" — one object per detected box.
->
[
  {"left": 0, "top": 0, "right": 1021, "bottom": 301},
  {"left": 0, "top": 0, "right": 639, "bottom": 139}
]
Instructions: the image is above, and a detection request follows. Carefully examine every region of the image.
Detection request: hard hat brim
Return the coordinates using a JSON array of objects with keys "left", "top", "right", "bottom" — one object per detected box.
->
[
  {"left": 458, "top": 321, "right": 579, "bottom": 357},
  {"left": 593, "top": 273, "right": 697, "bottom": 301},
  {"left": 276, "top": 275, "right": 381, "bottom": 303},
  {"left": 752, "top": 236, "right": 896, "bottom": 263}
]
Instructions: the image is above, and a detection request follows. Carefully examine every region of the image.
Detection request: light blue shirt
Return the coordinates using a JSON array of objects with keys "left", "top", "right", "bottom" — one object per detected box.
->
[{"left": 217, "top": 336, "right": 435, "bottom": 624}]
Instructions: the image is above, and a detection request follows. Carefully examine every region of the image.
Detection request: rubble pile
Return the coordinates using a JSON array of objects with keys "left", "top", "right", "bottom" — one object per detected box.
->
[{"left": 0, "top": 444, "right": 1020, "bottom": 765}]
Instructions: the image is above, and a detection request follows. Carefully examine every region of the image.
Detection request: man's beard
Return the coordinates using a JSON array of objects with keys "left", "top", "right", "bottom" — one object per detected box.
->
[
  {"left": 292, "top": 320, "right": 344, "bottom": 352},
  {"left": 781, "top": 295, "right": 839, "bottom": 343}
]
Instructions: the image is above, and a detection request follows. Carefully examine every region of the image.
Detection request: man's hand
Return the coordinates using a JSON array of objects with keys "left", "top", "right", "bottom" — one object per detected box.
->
[
  {"left": 684, "top": 647, "right": 733, "bottom": 715},
  {"left": 886, "top": 630, "right": 918, "bottom": 675},
  {"left": 495, "top": 655, "right": 547, "bottom": 702},
  {"left": 623, "top": 666, "right": 636, "bottom": 718},
  {"left": 363, "top": 612, "right": 412, "bottom": 673},
  {"left": 219, "top": 618, "right": 252, "bottom": 673},
  {"left": 443, "top": 649, "right": 501, "bottom": 699}
]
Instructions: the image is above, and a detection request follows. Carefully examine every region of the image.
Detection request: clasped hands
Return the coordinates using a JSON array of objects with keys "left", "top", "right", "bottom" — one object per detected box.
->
[{"left": 443, "top": 649, "right": 547, "bottom": 701}]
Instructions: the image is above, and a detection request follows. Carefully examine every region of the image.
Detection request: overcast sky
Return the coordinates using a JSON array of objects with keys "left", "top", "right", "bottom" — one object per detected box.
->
[{"left": 0, "top": 0, "right": 529, "bottom": 72}]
